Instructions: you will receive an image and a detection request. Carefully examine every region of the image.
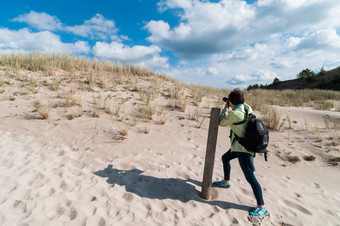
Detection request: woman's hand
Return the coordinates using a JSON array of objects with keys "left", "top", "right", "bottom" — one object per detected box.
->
[{"left": 224, "top": 102, "right": 229, "bottom": 110}]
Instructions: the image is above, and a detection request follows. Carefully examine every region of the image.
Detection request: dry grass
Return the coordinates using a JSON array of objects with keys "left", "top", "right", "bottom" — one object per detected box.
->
[
  {"left": 287, "top": 155, "right": 301, "bottom": 163},
  {"left": 33, "top": 100, "right": 50, "bottom": 119},
  {"left": 118, "top": 123, "right": 129, "bottom": 137},
  {"left": 169, "top": 97, "right": 187, "bottom": 112},
  {"left": 92, "top": 94, "right": 102, "bottom": 118},
  {"left": 312, "top": 127, "right": 323, "bottom": 142},
  {"left": 196, "top": 117, "right": 206, "bottom": 129},
  {"left": 52, "top": 78, "right": 61, "bottom": 91},
  {"left": 314, "top": 101, "right": 334, "bottom": 110},
  {"left": 188, "top": 107, "right": 201, "bottom": 122},
  {"left": 138, "top": 104, "right": 156, "bottom": 120},
  {"left": 245, "top": 89, "right": 340, "bottom": 110},
  {"left": 68, "top": 107, "right": 83, "bottom": 120},
  {"left": 285, "top": 114, "right": 293, "bottom": 129},
  {"left": 323, "top": 115, "right": 331, "bottom": 129},
  {"left": 0, "top": 53, "right": 158, "bottom": 78},
  {"left": 114, "top": 103, "right": 124, "bottom": 116},
  {"left": 157, "top": 112, "right": 168, "bottom": 125},
  {"left": 139, "top": 88, "right": 152, "bottom": 105},
  {"left": 2, "top": 53, "right": 340, "bottom": 139},
  {"left": 143, "top": 127, "right": 150, "bottom": 134},
  {"left": 261, "top": 106, "right": 285, "bottom": 131},
  {"left": 9, "top": 95, "right": 16, "bottom": 101},
  {"left": 330, "top": 129, "right": 339, "bottom": 146}
]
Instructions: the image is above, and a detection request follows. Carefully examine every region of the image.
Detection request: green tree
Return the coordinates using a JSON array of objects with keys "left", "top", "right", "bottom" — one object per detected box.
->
[
  {"left": 318, "top": 67, "right": 326, "bottom": 76},
  {"left": 297, "top": 68, "right": 315, "bottom": 79},
  {"left": 273, "top": 77, "right": 281, "bottom": 85}
]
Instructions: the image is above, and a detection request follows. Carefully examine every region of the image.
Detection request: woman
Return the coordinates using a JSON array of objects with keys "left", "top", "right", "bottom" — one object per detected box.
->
[{"left": 213, "top": 88, "right": 267, "bottom": 216}]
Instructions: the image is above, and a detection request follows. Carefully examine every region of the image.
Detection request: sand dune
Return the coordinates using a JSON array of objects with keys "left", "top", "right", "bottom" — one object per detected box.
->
[{"left": 0, "top": 66, "right": 340, "bottom": 225}]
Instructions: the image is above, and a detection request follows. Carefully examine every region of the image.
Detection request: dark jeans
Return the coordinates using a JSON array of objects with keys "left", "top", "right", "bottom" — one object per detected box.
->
[{"left": 222, "top": 149, "right": 265, "bottom": 206}]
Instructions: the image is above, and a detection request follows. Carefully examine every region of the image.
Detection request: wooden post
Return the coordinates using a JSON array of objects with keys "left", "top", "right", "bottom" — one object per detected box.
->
[{"left": 201, "top": 107, "right": 221, "bottom": 200}]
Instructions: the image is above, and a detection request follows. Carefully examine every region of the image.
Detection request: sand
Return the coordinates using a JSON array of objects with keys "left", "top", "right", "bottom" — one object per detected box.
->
[{"left": 0, "top": 68, "right": 340, "bottom": 225}]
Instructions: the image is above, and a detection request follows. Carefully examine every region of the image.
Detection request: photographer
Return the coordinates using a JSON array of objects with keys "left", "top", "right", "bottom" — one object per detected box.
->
[{"left": 213, "top": 88, "right": 267, "bottom": 216}]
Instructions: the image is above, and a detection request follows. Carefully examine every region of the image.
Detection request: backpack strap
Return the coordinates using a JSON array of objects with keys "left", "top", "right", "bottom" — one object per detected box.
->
[
  {"left": 233, "top": 108, "right": 249, "bottom": 125},
  {"left": 231, "top": 108, "right": 250, "bottom": 145}
]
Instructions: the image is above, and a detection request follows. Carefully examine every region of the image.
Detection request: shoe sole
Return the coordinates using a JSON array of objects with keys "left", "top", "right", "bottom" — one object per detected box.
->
[{"left": 212, "top": 183, "right": 231, "bottom": 188}]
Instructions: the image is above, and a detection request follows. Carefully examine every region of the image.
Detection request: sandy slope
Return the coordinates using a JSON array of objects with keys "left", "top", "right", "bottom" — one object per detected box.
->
[{"left": 0, "top": 69, "right": 340, "bottom": 225}]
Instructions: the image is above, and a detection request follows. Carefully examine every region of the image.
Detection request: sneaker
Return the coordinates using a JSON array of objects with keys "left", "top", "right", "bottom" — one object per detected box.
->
[
  {"left": 212, "top": 180, "right": 231, "bottom": 188},
  {"left": 249, "top": 206, "right": 267, "bottom": 216}
]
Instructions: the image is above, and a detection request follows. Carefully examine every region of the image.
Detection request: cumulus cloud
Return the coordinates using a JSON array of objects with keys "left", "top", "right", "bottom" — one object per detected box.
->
[
  {"left": 13, "top": 11, "right": 121, "bottom": 40},
  {"left": 64, "top": 14, "right": 119, "bottom": 40},
  {"left": 150, "top": 0, "right": 340, "bottom": 88},
  {"left": 0, "top": 28, "right": 90, "bottom": 54},
  {"left": 7, "top": 11, "right": 169, "bottom": 70},
  {"left": 92, "top": 41, "right": 169, "bottom": 68},
  {"left": 226, "top": 70, "right": 277, "bottom": 86},
  {"left": 12, "top": 11, "right": 62, "bottom": 30},
  {"left": 293, "top": 29, "right": 340, "bottom": 51},
  {"left": 146, "top": 0, "right": 255, "bottom": 56},
  {"left": 145, "top": 0, "right": 340, "bottom": 56},
  {"left": 217, "top": 43, "right": 272, "bottom": 62}
]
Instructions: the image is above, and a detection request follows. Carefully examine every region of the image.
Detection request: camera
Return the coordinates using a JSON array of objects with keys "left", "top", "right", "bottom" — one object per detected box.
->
[{"left": 222, "top": 97, "right": 230, "bottom": 108}]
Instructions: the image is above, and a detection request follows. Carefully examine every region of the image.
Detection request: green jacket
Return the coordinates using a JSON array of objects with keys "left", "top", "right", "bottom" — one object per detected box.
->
[{"left": 219, "top": 103, "right": 254, "bottom": 154}]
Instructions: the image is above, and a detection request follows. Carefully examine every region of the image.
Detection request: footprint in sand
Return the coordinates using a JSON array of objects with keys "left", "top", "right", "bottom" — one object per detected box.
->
[
  {"left": 192, "top": 144, "right": 199, "bottom": 149},
  {"left": 123, "top": 193, "right": 134, "bottom": 203},
  {"left": 283, "top": 199, "right": 313, "bottom": 215},
  {"left": 314, "top": 183, "right": 320, "bottom": 189}
]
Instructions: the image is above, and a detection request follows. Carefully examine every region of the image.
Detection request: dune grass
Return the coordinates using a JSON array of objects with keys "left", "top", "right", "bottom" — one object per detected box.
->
[
  {"left": 2, "top": 53, "right": 339, "bottom": 135},
  {"left": 260, "top": 106, "right": 285, "bottom": 131},
  {"left": 245, "top": 89, "right": 340, "bottom": 110},
  {"left": 33, "top": 100, "right": 50, "bottom": 119},
  {"left": 314, "top": 101, "right": 334, "bottom": 110}
]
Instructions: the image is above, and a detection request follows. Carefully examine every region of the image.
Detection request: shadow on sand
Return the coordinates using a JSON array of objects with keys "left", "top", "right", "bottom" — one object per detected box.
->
[{"left": 93, "top": 164, "right": 252, "bottom": 212}]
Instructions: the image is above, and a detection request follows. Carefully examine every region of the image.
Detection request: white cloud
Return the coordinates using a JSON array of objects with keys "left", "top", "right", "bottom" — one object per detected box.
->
[
  {"left": 6, "top": 12, "right": 167, "bottom": 70},
  {"left": 13, "top": 12, "right": 120, "bottom": 41},
  {"left": 145, "top": 0, "right": 340, "bottom": 56},
  {"left": 0, "top": 28, "right": 90, "bottom": 54},
  {"left": 226, "top": 70, "right": 277, "bottom": 86},
  {"left": 217, "top": 43, "right": 272, "bottom": 62},
  {"left": 92, "top": 41, "right": 169, "bottom": 68},
  {"left": 146, "top": 0, "right": 340, "bottom": 88},
  {"left": 157, "top": 0, "right": 192, "bottom": 11},
  {"left": 12, "top": 11, "right": 62, "bottom": 30},
  {"left": 293, "top": 29, "right": 340, "bottom": 51},
  {"left": 144, "top": 20, "right": 170, "bottom": 42},
  {"left": 146, "top": 0, "right": 255, "bottom": 56},
  {"left": 64, "top": 13, "right": 119, "bottom": 40}
]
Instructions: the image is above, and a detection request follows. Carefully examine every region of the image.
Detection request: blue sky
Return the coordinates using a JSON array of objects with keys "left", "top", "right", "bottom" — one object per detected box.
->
[{"left": 1, "top": 0, "right": 340, "bottom": 88}]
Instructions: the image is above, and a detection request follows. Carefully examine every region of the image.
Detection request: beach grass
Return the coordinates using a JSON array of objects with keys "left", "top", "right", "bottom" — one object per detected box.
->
[{"left": 1, "top": 53, "right": 340, "bottom": 129}]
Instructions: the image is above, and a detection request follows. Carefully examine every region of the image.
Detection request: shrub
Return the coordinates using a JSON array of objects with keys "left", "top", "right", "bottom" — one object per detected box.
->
[
  {"left": 329, "top": 157, "right": 340, "bottom": 165},
  {"left": 287, "top": 155, "right": 301, "bottom": 163},
  {"left": 329, "top": 157, "right": 340, "bottom": 162},
  {"left": 304, "top": 155, "right": 316, "bottom": 161}
]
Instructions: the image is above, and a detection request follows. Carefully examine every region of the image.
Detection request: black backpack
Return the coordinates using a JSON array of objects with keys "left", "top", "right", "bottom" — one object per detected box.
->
[{"left": 232, "top": 108, "right": 269, "bottom": 161}]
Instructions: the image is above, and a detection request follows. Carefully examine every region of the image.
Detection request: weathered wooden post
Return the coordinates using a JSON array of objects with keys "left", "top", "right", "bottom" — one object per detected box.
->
[{"left": 201, "top": 107, "right": 221, "bottom": 200}]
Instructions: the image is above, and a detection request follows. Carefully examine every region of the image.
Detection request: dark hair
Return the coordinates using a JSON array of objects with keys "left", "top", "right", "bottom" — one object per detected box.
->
[{"left": 228, "top": 88, "right": 244, "bottom": 105}]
